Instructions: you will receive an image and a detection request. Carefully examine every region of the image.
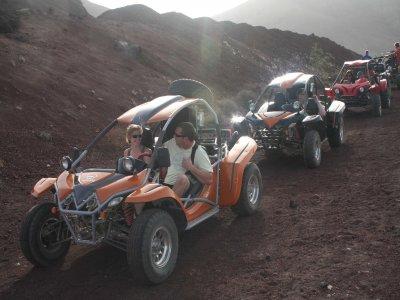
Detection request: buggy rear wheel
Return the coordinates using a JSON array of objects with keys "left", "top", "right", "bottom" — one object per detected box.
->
[
  {"left": 168, "top": 79, "right": 213, "bottom": 102},
  {"left": 327, "top": 115, "right": 344, "bottom": 148},
  {"left": 19, "top": 202, "right": 71, "bottom": 267},
  {"left": 231, "top": 163, "right": 263, "bottom": 216},
  {"left": 303, "top": 130, "right": 321, "bottom": 168},
  {"left": 371, "top": 94, "right": 382, "bottom": 117},
  {"left": 127, "top": 209, "right": 178, "bottom": 285}
]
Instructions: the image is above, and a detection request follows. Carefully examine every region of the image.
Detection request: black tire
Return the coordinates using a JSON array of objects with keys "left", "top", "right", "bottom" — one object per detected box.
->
[
  {"left": 231, "top": 163, "right": 263, "bottom": 216},
  {"left": 303, "top": 130, "right": 321, "bottom": 168},
  {"left": 381, "top": 84, "right": 391, "bottom": 109},
  {"left": 327, "top": 115, "right": 344, "bottom": 148},
  {"left": 371, "top": 94, "right": 382, "bottom": 117},
  {"left": 396, "top": 74, "right": 400, "bottom": 89},
  {"left": 20, "top": 202, "right": 71, "bottom": 267},
  {"left": 168, "top": 79, "right": 214, "bottom": 102},
  {"left": 127, "top": 209, "right": 178, "bottom": 285}
]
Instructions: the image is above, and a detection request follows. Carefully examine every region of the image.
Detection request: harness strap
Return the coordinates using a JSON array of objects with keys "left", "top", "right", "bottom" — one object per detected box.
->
[{"left": 190, "top": 143, "right": 198, "bottom": 163}]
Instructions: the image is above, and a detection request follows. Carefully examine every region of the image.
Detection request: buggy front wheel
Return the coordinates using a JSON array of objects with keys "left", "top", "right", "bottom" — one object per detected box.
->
[
  {"left": 127, "top": 209, "right": 178, "bottom": 285},
  {"left": 19, "top": 202, "right": 71, "bottom": 267}
]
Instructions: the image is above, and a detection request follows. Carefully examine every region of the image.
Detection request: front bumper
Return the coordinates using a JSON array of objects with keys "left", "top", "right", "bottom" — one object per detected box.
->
[{"left": 338, "top": 94, "right": 371, "bottom": 108}]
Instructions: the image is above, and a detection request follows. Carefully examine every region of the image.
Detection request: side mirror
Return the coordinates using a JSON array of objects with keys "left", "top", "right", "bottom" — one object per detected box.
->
[
  {"left": 305, "top": 98, "right": 319, "bottom": 115},
  {"left": 72, "top": 147, "right": 80, "bottom": 161},
  {"left": 154, "top": 147, "right": 170, "bottom": 168}
]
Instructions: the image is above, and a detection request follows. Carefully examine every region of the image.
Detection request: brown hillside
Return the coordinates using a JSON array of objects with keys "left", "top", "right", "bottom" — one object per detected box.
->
[{"left": 0, "top": 1, "right": 360, "bottom": 292}]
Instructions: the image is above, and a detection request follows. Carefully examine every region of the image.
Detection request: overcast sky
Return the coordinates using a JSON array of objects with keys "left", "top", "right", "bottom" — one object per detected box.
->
[{"left": 88, "top": 0, "right": 248, "bottom": 18}]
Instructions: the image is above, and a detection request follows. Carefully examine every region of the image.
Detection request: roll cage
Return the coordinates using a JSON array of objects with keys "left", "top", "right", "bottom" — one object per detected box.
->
[
  {"left": 71, "top": 95, "right": 222, "bottom": 179},
  {"left": 253, "top": 73, "right": 317, "bottom": 113},
  {"left": 333, "top": 60, "right": 374, "bottom": 85}
]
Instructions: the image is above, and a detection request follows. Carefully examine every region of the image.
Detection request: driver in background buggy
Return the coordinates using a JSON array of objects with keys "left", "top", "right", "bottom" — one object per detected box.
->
[
  {"left": 355, "top": 70, "right": 368, "bottom": 84},
  {"left": 341, "top": 69, "right": 356, "bottom": 84},
  {"left": 162, "top": 122, "right": 213, "bottom": 198}
]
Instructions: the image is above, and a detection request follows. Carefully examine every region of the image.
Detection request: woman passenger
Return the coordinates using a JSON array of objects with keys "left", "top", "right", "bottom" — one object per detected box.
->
[{"left": 124, "top": 124, "right": 152, "bottom": 165}]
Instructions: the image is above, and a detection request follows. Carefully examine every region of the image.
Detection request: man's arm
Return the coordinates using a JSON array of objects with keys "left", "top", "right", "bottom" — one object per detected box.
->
[{"left": 182, "top": 157, "right": 212, "bottom": 185}]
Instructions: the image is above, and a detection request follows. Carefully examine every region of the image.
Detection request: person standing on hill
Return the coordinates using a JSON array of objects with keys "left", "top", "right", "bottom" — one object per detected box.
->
[
  {"left": 394, "top": 42, "right": 400, "bottom": 66},
  {"left": 362, "top": 50, "right": 372, "bottom": 60}
]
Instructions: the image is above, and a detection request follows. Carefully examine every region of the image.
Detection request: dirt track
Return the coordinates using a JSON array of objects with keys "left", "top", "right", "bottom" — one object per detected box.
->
[{"left": 1, "top": 92, "right": 400, "bottom": 299}]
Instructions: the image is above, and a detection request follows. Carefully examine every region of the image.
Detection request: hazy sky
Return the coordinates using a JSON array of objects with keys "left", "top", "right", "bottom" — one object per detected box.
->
[{"left": 89, "top": 0, "right": 248, "bottom": 18}]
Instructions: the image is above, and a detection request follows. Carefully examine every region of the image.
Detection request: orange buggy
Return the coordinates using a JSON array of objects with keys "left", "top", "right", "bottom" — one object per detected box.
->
[{"left": 20, "top": 80, "right": 262, "bottom": 284}]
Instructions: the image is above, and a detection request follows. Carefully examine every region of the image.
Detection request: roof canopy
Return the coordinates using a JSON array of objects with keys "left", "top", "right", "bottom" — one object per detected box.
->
[
  {"left": 268, "top": 72, "right": 312, "bottom": 89},
  {"left": 117, "top": 95, "right": 189, "bottom": 125},
  {"left": 344, "top": 60, "right": 370, "bottom": 67}
]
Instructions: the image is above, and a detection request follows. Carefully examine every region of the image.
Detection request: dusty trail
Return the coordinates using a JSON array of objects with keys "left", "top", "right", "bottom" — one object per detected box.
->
[{"left": 1, "top": 92, "right": 400, "bottom": 299}]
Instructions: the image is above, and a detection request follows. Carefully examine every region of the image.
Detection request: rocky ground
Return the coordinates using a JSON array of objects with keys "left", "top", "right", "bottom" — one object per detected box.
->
[{"left": 1, "top": 93, "right": 399, "bottom": 299}]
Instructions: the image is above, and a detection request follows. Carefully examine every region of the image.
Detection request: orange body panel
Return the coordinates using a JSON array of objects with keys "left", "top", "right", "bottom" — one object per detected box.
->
[
  {"left": 96, "top": 171, "right": 146, "bottom": 203},
  {"left": 78, "top": 172, "right": 113, "bottom": 185},
  {"left": 185, "top": 202, "right": 214, "bottom": 222},
  {"left": 125, "top": 183, "right": 215, "bottom": 222},
  {"left": 117, "top": 95, "right": 185, "bottom": 125},
  {"left": 219, "top": 136, "right": 257, "bottom": 207},
  {"left": 125, "top": 183, "right": 181, "bottom": 205},
  {"left": 257, "top": 111, "right": 292, "bottom": 128},
  {"left": 56, "top": 171, "right": 74, "bottom": 201},
  {"left": 31, "top": 177, "right": 57, "bottom": 198},
  {"left": 147, "top": 99, "right": 195, "bottom": 124}
]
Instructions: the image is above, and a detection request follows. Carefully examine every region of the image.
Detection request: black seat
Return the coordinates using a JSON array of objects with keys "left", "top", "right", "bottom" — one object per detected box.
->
[
  {"left": 305, "top": 98, "right": 319, "bottom": 115},
  {"left": 141, "top": 127, "right": 153, "bottom": 150},
  {"left": 269, "top": 92, "right": 286, "bottom": 111}
]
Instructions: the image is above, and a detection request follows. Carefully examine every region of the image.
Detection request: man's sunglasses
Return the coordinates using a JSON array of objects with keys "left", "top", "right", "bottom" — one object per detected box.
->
[
  {"left": 131, "top": 135, "right": 142, "bottom": 139},
  {"left": 174, "top": 133, "right": 186, "bottom": 138}
]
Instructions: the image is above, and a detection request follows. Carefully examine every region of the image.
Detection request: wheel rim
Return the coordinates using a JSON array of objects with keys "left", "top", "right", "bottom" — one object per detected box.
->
[
  {"left": 39, "top": 217, "right": 64, "bottom": 253},
  {"left": 151, "top": 226, "right": 172, "bottom": 269},
  {"left": 247, "top": 174, "right": 260, "bottom": 206},
  {"left": 314, "top": 138, "right": 321, "bottom": 161}
]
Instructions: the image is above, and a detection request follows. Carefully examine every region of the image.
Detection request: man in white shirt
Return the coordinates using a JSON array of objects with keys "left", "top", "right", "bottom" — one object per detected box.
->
[{"left": 163, "top": 122, "right": 213, "bottom": 197}]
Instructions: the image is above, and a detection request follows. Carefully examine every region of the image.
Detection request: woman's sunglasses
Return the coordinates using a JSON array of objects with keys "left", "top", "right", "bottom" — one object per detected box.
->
[{"left": 131, "top": 135, "right": 142, "bottom": 139}]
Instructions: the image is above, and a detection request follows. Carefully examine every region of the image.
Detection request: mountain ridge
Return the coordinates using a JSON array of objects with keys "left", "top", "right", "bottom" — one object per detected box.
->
[{"left": 215, "top": 0, "right": 400, "bottom": 55}]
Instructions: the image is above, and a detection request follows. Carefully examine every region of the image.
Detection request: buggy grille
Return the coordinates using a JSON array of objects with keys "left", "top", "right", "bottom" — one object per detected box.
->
[
  {"left": 339, "top": 95, "right": 369, "bottom": 107},
  {"left": 258, "top": 128, "right": 282, "bottom": 149}
]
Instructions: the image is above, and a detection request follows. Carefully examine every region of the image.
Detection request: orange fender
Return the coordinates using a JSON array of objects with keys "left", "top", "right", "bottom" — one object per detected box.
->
[
  {"left": 31, "top": 177, "right": 57, "bottom": 198},
  {"left": 55, "top": 171, "right": 74, "bottom": 201},
  {"left": 219, "top": 136, "right": 257, "bottom": 207},
  {"left": 124, "top": 183, "right": 184, "bottom": 208}
]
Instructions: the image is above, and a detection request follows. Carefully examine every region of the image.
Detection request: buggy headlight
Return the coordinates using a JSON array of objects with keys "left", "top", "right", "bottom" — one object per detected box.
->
[
  {"left": 61, "top": 156, "right": 73, "bottom": 170},
  {"left": 359, "top": 87, "right": 365, "bottom": 93},
  {"left": 293, "top": 101, "right": 300, "bottom": 110},
  {"left": 122, "top": 157, "right": 135, "bottom": 173},
  {"left": 109, "top": 196, "right": 123, "bottom": 207},
  {"left": 335, "top": 88, "right": 340, "bottom": 95}
]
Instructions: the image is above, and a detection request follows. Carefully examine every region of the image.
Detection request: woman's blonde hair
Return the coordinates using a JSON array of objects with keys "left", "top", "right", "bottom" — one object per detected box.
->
[{"left": 125, "top": 124, "right": 143, "bottom": 143}]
